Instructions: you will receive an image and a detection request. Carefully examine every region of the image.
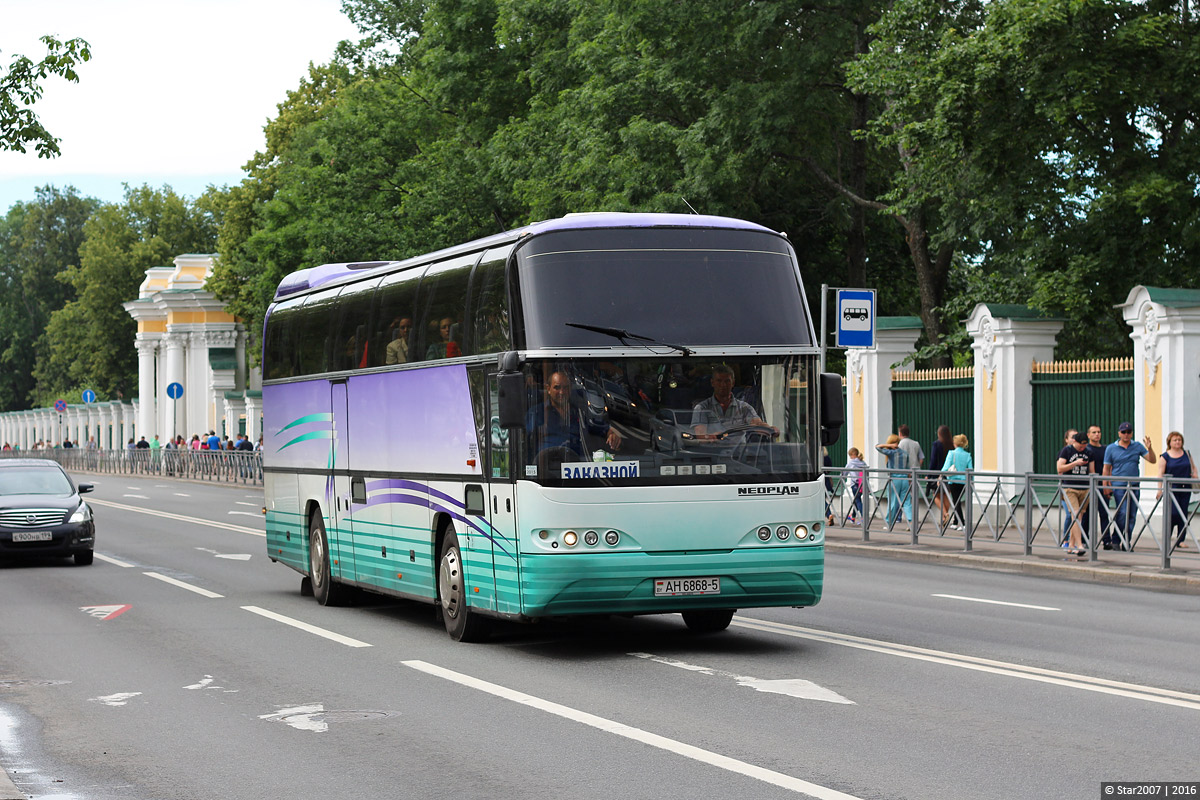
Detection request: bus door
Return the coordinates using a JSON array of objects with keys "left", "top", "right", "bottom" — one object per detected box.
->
[
  {"left": 485, "top": 373, "right": 520, "bottom": 614},
  {"left": 329, "top": 379, "right": 355, "bottom": 581}
]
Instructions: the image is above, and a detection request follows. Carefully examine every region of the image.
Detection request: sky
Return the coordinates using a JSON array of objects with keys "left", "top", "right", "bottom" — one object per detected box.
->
[{"left": 0, "top": 0, "right": 362, "bottom": 214}]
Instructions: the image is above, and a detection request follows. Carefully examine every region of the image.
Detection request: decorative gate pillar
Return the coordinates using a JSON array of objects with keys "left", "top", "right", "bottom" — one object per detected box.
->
[
  {"left": 966, "top": 304, "right": 1063, "bottom": 475},
  {"left": 846, "top": 316, "right": 923, "bottom": 470},
  {"left": 1119, "top": 287, "right": 1200, "bottom": 458}
]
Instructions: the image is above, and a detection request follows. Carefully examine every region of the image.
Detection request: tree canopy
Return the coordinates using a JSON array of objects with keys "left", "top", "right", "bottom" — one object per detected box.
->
[{"left": 1, "top": 35, "right": 91, "bottom": 157}]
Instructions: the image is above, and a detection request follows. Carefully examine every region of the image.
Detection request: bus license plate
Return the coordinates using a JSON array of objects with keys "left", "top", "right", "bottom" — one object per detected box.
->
[
  {"left": 12, "top": 531, "right": 52, "bottom": 543},
  {"left": 654, "top": 577, "right": 720, "bottom": 596}
]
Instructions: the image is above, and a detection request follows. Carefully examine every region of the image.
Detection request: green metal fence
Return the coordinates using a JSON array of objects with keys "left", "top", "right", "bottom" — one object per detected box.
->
[
  {"left": 890, "top": 368, "right": 975, "bottom": 465},
  {"left": 1031, "top": 358, "right": 1134, "bottom": 474}
]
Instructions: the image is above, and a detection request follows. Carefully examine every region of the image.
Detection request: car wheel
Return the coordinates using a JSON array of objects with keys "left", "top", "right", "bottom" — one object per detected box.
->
[{"left": 74, "top": 550, "right": 95, "bottom": 566}]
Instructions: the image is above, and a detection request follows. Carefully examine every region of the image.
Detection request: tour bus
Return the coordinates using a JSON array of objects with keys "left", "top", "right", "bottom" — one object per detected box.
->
[{"left": 262, "top": 212, "right": 843, "bottom": 641}]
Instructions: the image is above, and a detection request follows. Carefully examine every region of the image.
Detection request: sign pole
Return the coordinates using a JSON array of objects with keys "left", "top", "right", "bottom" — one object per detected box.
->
[{"left": 819, "top": 283, "right": 829, "bottom": 374}]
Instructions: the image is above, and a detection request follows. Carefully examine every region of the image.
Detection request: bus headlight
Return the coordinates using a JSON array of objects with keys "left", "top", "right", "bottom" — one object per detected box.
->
[
  {"left": 794, "top": 524, "right": 808, "bottom": 539},
  {"left": 563, "top": 530, "right": 578, "bottom": 547},
  {"left": 775, "top": 525, "right": 790, "bottom": 541},
  {"left": 604, "top": 530, "right": 620, "bottom": 546},
  {"left": 584, "top": 530, "right": 599, "bottom": 546},
  {"left": 757, "top": 526, "right": 772, "bottom": 541}
]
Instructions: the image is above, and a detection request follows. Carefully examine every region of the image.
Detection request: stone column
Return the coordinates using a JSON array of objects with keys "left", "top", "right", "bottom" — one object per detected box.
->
[
  {"left": 845, "top": 316, "right": 923, "bottom": 473},
  {"left": 244, "top": 392, "right": 261, "bottom": 443},
  {"left": 966, "top": 304, "right": 1063, "bottom": 475},
  {"left": 135, "top": 338, "right": 159, "bottom": 442},
  {"left": 163, "top": 331, "right": 188, "bottom": 440},
  {"left": 1119, "top": 286, "right": 1200, "bottom": 460}
]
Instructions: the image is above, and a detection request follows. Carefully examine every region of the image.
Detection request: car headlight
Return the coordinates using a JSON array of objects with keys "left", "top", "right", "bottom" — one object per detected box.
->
[{"left": 69, "top": 502, "right": 91, "bottom": 524}]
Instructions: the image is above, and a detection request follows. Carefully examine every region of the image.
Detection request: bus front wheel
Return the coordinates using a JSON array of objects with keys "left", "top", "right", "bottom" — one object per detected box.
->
[
  {"left": 309, "top": 510, "right": 348, "bottom": 607},
  {"left": 438, "top": 530, "right": 490, "bottom": 642},
  {"left": 682, "top": 609, "right": 735, "bottom": 633}
]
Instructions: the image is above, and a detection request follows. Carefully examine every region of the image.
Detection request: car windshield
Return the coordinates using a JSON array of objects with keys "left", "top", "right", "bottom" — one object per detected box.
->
[
  {"left": 505, "top": 355, "right": 819, "bottom": 486},
  {"left": 0, "top": 467, "right": 75, "bottom": 495}
]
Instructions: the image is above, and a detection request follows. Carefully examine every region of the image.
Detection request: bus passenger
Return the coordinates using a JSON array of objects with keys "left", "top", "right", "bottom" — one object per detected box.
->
[
  {"left": 425, "top": 317, "right": 461, "bottom": 360},
  {"left": 527, "top": 371, "right": 622, "bottom": 458},
  {"left": 385, "top": 317, "right": 412, "bottom": 364},
  {"left": 691, "top": 365, "right": 773, "bottom": 439}
]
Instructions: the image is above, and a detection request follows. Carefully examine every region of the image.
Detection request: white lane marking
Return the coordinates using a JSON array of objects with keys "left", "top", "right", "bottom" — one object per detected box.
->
[
  {"left": 94, "top": 553, "right": 135, "bottom": 568},
  {"left": 402, "top": 659, "right": 863, "bottom": 800},
  {"left": 215, "top": 554, "right": 252, "bottom": 560},
  {"left": 241, "top": 606, "right": 372, "bottom": 648},
  {"left": 80, "top": 604, "right": 132, "bottom": 620},
  {"left": 123, "top": 494, "right": 148, "bottom": 499},
  {"left": 174, "top": 493, "right": 191, "bottom": 497},
  {"left": 629, "top": 653, "right": 853, "bottom": 705},
  {"left": 235, "top": 501, "right": 257, "bottom": 506},
  {"left": 732, "top": 617, "right": 1200, "bottom": 711},
  {"left": 931, "top": 593, "right": 1060, "bottom": 611},
  {"left": 91, "top": 692, "right": 141, "bottom": 707},
  {"left": 143, "top": 572, "right": 224, "bottom": 598},
  {"left": 88, "top": 498, "right": 264, "bottom": 537},
  {"left": 184, "top": 675, "right": 238, "bottom": 693},
  {"left": 260, "top": 704, "right": 327, "bottom": 733},
  {"left": 228, "top": 511, "right": 263, "bottom": 518}
]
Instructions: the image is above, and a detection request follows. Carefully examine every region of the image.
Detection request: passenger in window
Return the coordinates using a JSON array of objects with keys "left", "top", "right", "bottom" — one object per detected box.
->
[
  {"left": 528, "top": 371, "right": 622, "bottom": 458},
  {"left": 426, "top": 317, "right": 461, "bottom": 360},
  {"left": 691, "top": 364, "right": 774, "bottom": 439},
  {"left": 385, "top": 317, "right": 412, "bottom": 364},
  {"left": 476, "top": 306, "right": 509, "bottom": 353}
]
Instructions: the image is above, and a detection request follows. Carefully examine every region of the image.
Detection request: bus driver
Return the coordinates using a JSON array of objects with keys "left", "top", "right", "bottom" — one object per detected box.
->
[{"left": 691, "top": 364, "right": 774, "bottom": 440}]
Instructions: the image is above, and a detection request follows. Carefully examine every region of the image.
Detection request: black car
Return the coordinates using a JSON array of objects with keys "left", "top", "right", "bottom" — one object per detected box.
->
[{"left": 0, "top": 459, "right": 95, "bottom": 566}]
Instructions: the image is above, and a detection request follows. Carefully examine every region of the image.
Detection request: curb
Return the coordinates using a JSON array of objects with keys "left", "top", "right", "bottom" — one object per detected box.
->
[
  {"left": 826, "top": 542, "right": 1200, "bottom": 595},
  {"left": 0, "top": 767, "right": 25, "bottom": 800}
]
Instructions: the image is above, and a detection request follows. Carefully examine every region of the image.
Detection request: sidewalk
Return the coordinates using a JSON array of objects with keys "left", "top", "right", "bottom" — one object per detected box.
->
[{"left": 824, "top": 521, "right": 1200, "bottom": 595}]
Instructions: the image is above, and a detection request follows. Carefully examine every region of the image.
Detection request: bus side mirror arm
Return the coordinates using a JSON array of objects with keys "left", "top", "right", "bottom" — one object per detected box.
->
[
  {"left": 497, "top": 351, "right": 526, "bottom": 429},
  {"left": 819, "top": 372, "right": 844, "bottom": 447}
]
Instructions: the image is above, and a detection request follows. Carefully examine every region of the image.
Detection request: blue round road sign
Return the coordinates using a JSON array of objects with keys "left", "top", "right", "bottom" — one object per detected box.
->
[
  {"left": 167, "top": 382, "right": 184, "bottom": 400},
  {"left": 82, "top": 389, "right": 96, "bottom": 404}
]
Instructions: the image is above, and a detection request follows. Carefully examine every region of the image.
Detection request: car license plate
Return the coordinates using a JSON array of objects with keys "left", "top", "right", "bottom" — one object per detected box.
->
[
  {"left": 12, "top": 531, "right": 52, "bottom": 543},
  {"left": 654, "top": 577, "right": 720, "bottom": 596}
]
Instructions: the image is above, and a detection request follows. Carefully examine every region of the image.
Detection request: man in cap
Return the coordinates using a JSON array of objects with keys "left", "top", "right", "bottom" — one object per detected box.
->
[{"left": 1102, "top": 422, "right": 1157, "bottom": 550}]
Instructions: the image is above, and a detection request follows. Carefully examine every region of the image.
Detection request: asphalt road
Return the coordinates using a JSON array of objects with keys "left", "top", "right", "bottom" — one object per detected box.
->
[{"left": 1, "top": 477, "right": 1197, "bottom": 800}]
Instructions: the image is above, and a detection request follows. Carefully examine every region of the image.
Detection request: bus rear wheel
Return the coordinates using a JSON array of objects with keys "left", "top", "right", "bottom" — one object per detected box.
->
[
  {"left": 438, "top": 530, "right": 490, "bottom": 642},
  {"left": 309, "top": 510, "right": 348, "bottom": 606},
  {"left": 682, "top": 609, "right": 735, "bottom": 633}
]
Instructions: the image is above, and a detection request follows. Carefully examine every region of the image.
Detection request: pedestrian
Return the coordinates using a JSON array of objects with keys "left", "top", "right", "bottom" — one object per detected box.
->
[
  {"left": 1084, "top": 424, "right": 1112, "bottom": 548},
  {"left": 207, "top": 430, "right": 221, "bottom": 451},
  {"left": 1057, "top": 431, "right": 1093, "bottom": 556},
  {"left": 1058, "top": 428, "right": 1079, "bottom": 549},
  {"left": 928, "top": 424, "right": 953, "bottom": 525},
  {"left": 1102, "top": 422, "right": 1157, "bottom": 550},
  {"left": 1156, "top": 431, "right": 1198, "bottom": 552},
  {"left": 845, "top": 447, "right": 868, "bottom": 524},
  {"left": 941, "top": 434, "right": 973, "bottom": 530},
  {"left": 875, "top": 434, "right": 912, "bottom": 528}
]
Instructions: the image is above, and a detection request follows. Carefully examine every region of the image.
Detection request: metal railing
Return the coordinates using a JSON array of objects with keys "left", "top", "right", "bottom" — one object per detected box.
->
[
  {"left": 1, "top": 448, "right": 263, "bottom": 486},
  {"left": 826, "top": 466, "right": 1199, "bottom": 570}
]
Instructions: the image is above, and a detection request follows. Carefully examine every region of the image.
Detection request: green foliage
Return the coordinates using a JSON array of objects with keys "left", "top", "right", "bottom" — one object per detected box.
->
[
  {"left": 1, "top": 35, "right": 91, "bottom": 157},
  {"left": 33, "top": 185, "right": 222, "bottom": 406},
  {"left": 0, "top": 186, "right": 98, "bottom": 410}
]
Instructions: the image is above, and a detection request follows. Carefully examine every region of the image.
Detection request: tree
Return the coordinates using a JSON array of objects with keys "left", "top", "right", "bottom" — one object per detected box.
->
[
  {"left": 1, "top": 35, "right": 91, "bottom": 157},
  {"left": 34, "top": 185, "right": 223, "bottom": 406},
  {"left": 0, "top": 186, "right": 98, "bottom": 411}
]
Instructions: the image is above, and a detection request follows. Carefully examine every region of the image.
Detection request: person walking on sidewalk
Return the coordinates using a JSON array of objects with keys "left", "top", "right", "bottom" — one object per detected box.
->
[
  {"left": 1103, "top": 422, "right": 1157, "bottom": 551},
  {"left": 941, "top": 434, "right": 973, "bottom": 530},
  {"left": 928, "top": 425, "right": 953, "bottom": 526},
  {"left": 845, "top": 447, "right": 868, "bottom": 524},
  {"left": 1057, "top": 431, "right": 1093, "bottom": 556},
  {"left": 1085, "top": 424, "right": 1113, "bottom": 548},
  {"left": 1156, "top": 431, "right": 1198, "bottom": 552},
  {"left": 876, "top": 434, "right": 912, "bottom": 528}
]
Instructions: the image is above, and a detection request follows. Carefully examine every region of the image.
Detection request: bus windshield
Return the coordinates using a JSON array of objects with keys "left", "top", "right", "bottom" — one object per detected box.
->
[
  {"left": 515, "top": 228, "right": 812, "bottom": 349},
  {"left": 513, "top": 355, "right": 819, "bottom": 486}
]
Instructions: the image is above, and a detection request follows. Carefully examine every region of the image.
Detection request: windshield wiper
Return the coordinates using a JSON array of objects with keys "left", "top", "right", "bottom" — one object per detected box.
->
[{"left": 565, "top": 322, "right": 694, "bottom": 356}]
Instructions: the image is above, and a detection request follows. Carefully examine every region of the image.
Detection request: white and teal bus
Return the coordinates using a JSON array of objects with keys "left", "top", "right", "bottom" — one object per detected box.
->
[{"left": 262, "top": 212, "right": 842, "bottom": 641}]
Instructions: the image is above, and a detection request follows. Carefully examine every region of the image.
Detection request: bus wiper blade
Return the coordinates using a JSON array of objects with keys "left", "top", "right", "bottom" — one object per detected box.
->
[{"left": 565, "top": 323, "right": 694, "bottom": 356}]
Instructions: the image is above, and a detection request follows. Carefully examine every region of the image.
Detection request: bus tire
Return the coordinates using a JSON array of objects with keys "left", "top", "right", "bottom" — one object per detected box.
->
[
  {"left": 309, "top": 510, "right": 348, "bottom": 607},
  {"left": 437, "top": 530, "right": 490, "bottom": 643},
  {"left": 681, "top": 609, "right": 735, "bottom": 633}
]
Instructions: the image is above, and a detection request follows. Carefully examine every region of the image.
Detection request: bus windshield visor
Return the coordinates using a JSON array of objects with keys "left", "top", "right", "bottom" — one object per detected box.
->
[
  {"left": 515, "top": 228, "right": 812, "bottom": 348},
  {"left": 510, "top": 356, "right": 819, "bottom": 486}
]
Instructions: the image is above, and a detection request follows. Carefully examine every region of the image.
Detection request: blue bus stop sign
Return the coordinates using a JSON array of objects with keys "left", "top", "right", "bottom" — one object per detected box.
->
[
  {"left": 835, "top": 289, "right": 876, "bottom": 348},
  {"left": 167, "top": 382, "right": 184, "bottom": 400},
  {"left": 82, "top": 389, "right": 96, "bottom": 404}
]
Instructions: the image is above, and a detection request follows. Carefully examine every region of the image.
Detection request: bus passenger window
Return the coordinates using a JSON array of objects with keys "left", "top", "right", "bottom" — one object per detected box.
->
[{"left": 414, "top": 254, "right": 474, "bottom": 362}]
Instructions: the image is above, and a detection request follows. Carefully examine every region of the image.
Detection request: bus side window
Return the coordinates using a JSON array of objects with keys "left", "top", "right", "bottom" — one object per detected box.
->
[
  {"left": 414, "top": 254, "right": 475, "bottom": 362},
  {"left": 377, "top": 271, "right": 419, "bottom": 367},
  {"left": 297, "top": 287, "right": 341, "bottom": 375},
  {"left": 470, "top": 245, "right": 513, "bottom": 356},
  {"left": 335, "top": 282, "right": 376, "bottom": 371},
  {"left": 264, "top": 298, "right": 303, "bottom": 379}
]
